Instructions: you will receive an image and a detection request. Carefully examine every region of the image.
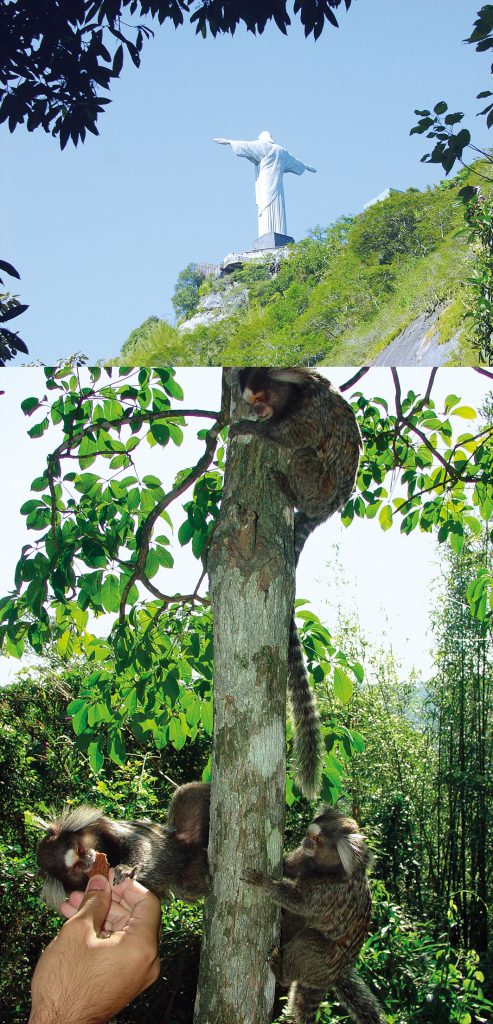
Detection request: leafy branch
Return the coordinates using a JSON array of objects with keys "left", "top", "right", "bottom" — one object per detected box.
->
[
  {"left": 0, "top": 366, "right": 227, "bottom": 661},
  {"left": 0, "top": 259, "right": 28, "bottom": 365},
  {"left": 409, "top": 6, "right": 493, "bottom": 180},
  {"left": 116, "top": 414, "right": 224, "bottom": 622},
  {"left": 2, "top": 365, "right": 493, "bottom": 777}
]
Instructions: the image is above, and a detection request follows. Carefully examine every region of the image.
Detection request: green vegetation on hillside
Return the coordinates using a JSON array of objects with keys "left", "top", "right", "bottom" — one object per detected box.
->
[{"left": 116, "top": 166, "right": 487, "bottom": 367}]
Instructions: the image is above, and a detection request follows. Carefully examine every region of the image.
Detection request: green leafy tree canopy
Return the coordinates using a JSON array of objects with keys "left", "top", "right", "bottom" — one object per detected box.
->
[{"left": 1, "top": 364, "right": 493, "bottom": 783}]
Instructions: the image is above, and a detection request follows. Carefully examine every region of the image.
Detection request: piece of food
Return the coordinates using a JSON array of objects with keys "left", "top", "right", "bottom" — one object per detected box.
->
[{"left": 88, "top": 851, "right": 110, "bottom": 879}]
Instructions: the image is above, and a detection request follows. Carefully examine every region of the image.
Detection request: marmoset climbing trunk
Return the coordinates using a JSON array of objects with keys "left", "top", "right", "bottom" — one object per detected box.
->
[{"left": 194, "top": 369, "right": 294, "bottom": 1024}]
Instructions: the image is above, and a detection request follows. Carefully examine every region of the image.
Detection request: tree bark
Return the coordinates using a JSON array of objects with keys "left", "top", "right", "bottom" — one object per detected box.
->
[{"left": 194, "top": 369, "right": 294, "bottom": 1024}]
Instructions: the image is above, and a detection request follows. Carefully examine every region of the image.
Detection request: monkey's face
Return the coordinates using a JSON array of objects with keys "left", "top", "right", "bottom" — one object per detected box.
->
[
  {"left": 241, "top": 383, "right": 276, "bottom": 421},
  {"left": 238, "top": 368, "right": 297, "bottom": 422},
  {"left": 302, "top": 821, "right": 344, "bottom": 871},
  {"left": 303, "top": 809, "right": 368, "bottom": 877},
  {"left": 37, "top": 828, "right": 97, "bottom": 891}
]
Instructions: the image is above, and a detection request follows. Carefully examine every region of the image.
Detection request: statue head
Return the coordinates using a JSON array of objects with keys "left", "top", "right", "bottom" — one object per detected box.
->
[{"left": 258, "top": 130, "right": 274, "bottom": 143}]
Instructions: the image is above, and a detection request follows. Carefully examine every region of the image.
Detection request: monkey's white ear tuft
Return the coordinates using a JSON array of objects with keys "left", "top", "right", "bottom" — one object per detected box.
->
[
  {"left": 337, "top": 833, "right": 367, "bottom": 876},
  {"left": 268, "top": 368, "right": 307, "bottom": 386},
  {"left": 41, "top": 876, "right": 67, "bottom": 910},
  {"left": 31, "top": 814, "right": 51, "bottom": 831},
  {"left": 57, "top": 805, "right": 104, "bottom": 833}
]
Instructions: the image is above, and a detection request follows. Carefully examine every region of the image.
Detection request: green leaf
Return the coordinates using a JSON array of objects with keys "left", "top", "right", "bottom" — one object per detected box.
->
[
  {"left": 350, "top": 730, "right": 365, "bottom": 752},
  {"left": 101, "top": 574, "right": 121, "bottom": 613},
  {"left": 333, "top": 667, "right": 353, "bottom": 704},
  {"left": 21, "top": 396, "right": 41, "bottom": 415},
  {"left": 4, "top": 635, "right": 23, "bottom": 658},
  {"left": 185, "top": 697, "right": 201, "bottom": 727},
  {"left": 144, "top": 549, "right": 160, "bottom": 578},
  {"left": 67, "top": 698, "right": 86, "bottom": 716},
  {"left": 57, "top": 630, "right": 74, "bottom": 658},
  {"left": 168, "top": 422, "right": 184, "bottom": 445},
  {"left": 72, "top": 704, "right": 88, "bottom": 735},
  {"left": 444, "top": 393, "right": 460, "bottom": 413},
  {"left": 28, "top": 417, "right": 49, "bottom": 438},
  {"left": 107, "top": 730, "right": 126, "bottom": 765},
  {"left": 378, "top": 505, "right": 393, "bottom": 531},
  {"left": 201, "top": 701, "right": 213, "bottom": 735},
  {"left": 285, "top": 775, "right": 296, "bottom": 807},
  {"left": 161, "top": 674, "right": 180, "bottom": 705},
  {"left": 192, "top": 529, "right": 207, "bottom": 559},
  {"left": 89, "top": 740, "right": 105, "bottom": 773},
  {"left": 30, "top": 474, "right": 49, "bottom": 492},
  {"left": 155, "top": 545, "right": 174, "bottom": 569},
  {"left": 149, "top": 423, "right": 170, "bottom": 446},
  {"left": 154, "top": 724, "right": 169, "bottom": 750},
  {"left": 169, "top": 716, "right": 187, "bottom": 750},
  {"left": 20, "top": 499, "right": 43, "bottom": 515},
  {"left": 451, "top": 406, "right": 476, "bottom": 420},
  {"left": 178, "top": 519, "right": 194, "bottom": 545}
]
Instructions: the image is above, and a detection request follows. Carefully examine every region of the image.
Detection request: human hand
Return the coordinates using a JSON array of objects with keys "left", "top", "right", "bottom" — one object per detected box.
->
[
  {"left": 29, "top": 873, "right": 161, "bottom": 1024},
  {"left": 305, "top": 165, "right": 317, "bottom": 173},
  {"left": 213, "top": 138, "right": 230, "bottom": 144}
]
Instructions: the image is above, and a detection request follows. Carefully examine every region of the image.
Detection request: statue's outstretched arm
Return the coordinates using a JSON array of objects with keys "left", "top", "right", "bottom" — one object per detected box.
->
[
  {"left": 213, "top": 138, "right": 231, "bottom": 145},
  {"left": 305, "top": 165, "right": 317, "bottom": 173}
]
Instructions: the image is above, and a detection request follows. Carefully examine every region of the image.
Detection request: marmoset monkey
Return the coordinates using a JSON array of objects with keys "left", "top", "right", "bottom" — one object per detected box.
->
[
  {"left": 243, "top": 807, "right": 385, "bottom": 1024},
  {"left": 36, "top": 781, "right": 211, "bottom": 908},
  {"left": 232, "top": 368, "right": 362, "bottom": 799}
]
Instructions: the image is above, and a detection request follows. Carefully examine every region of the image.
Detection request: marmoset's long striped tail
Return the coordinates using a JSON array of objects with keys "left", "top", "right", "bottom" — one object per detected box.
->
[
  {"left": 286, "top": 983, "right": 325, "bottom": 1024},
  {"left": 334, "top": 969, "right": 386, "bottom": 1024},
  {"left": 288, "top": 612, "right": 323, "bottom": 800},
  {"left": 287, "top": 970, "right": 385, "bottom": 1024}
]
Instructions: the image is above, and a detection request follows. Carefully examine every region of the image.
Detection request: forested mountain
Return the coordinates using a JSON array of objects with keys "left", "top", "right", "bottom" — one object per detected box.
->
[{"left": 114, "top": 165, "right": 487, "bottom": 367}]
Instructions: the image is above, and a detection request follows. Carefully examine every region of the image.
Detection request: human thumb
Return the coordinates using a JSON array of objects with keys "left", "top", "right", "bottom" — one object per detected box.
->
[{"left": 76, "top": 875, "right": 111, "bottom": 933}]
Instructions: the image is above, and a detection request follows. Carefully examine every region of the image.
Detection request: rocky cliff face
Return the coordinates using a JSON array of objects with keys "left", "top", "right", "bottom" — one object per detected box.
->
[
  {"left": 178, "top": 277, "right": 463, "bottom": 365},
  {"left": 372, "top": 304, "right": 462, "bottom": 366},
  {"left": 177, "top": 283, "right": 249, "bottom": 333}
]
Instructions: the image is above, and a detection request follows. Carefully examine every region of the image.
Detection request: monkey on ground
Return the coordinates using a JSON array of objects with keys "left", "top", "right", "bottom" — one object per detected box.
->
[
  {"left": 243, "top": 807, "right": 385, "bottom": 1024},
  {"left": 231, "top": 368, "right": 362, "bottom": 799},
  {"left": 36, "top": 781, "right": 211, "bottom": 909}
]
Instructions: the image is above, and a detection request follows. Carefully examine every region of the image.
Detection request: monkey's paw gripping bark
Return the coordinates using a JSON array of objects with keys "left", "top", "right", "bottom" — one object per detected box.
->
[
  {"left": 242, "top": 868, "right": 268, "bottom": 887},
  {"left": 267, "top": 946, "right": 283, "bottom": 977},
  {"left": 228, "top": 420, "right": 253, "bottom": 438},
  {"left": 113, "top": 862, "right": 140, "bottom": 886},
  {"left": 88, "top": 851, "right": 110, "bottom": 879}
]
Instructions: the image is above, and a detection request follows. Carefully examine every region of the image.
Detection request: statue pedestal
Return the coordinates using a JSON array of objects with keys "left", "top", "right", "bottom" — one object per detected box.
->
[{"left": 251, "top": 232, "right": 294, "bottom": 250}]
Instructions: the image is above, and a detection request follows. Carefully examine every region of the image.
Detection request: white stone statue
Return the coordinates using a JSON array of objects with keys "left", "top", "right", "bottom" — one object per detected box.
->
[{"left": 214, "top": 131, "right": 316, "bottom": 239}]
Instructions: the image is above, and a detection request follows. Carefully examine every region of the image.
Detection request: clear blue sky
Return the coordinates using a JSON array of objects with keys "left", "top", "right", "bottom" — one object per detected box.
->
[{"left": 2, "top": 1, "right": 491, "bottom": 364}]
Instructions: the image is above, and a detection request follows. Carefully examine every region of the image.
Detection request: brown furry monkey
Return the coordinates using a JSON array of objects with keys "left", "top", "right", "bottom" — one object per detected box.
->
[
  {"left": 243, "top": 807, "right": 385, "bottom": 1024},
  {"left": 231, "top": 368, "right": 362, "bottom": 799},
  {"left": 36, "top": 781, "right": 211, "bottom": 908}
]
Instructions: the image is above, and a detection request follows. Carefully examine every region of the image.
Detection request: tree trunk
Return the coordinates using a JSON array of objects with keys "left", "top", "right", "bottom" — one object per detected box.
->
[{"left": 194, "top": 369, "right": 294, "bottom": 1024}]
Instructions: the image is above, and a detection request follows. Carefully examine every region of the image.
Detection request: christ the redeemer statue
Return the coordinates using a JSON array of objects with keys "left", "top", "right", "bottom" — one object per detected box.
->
[{"left": 214, "top": 131, "right": 316, "bottom": 241}]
